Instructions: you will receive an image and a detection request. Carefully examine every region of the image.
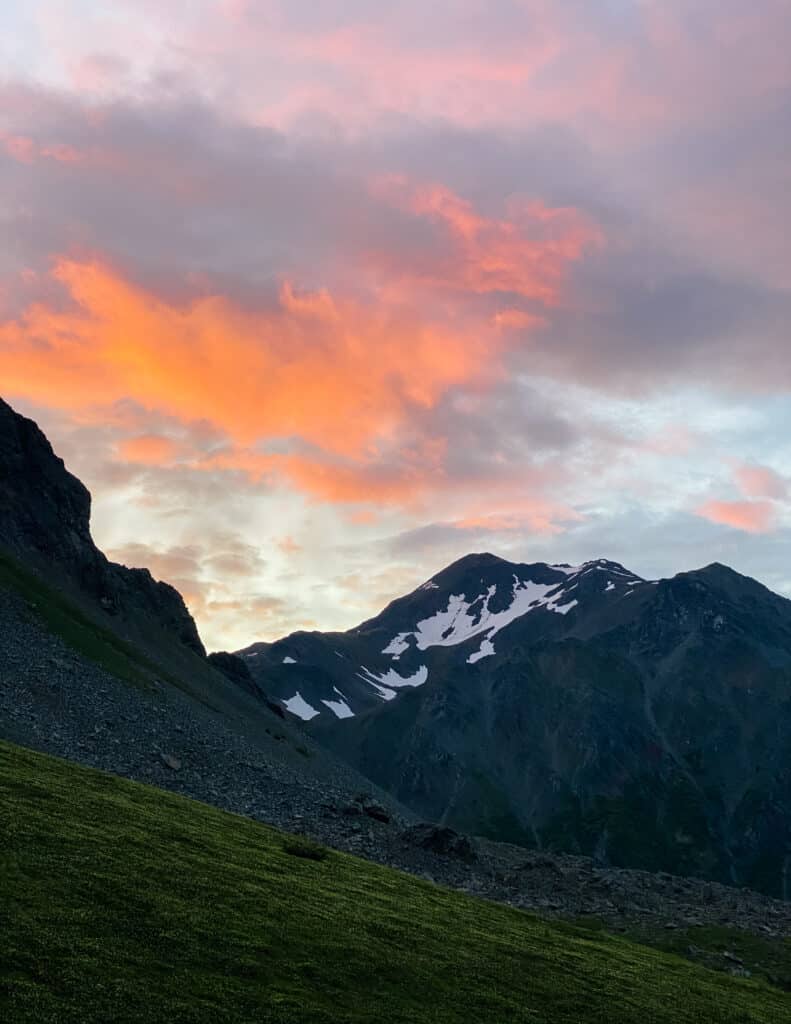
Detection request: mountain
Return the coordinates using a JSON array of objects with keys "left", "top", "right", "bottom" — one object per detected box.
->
[
  {"left": 0, "top": 397, "right": 205, "bottom": 672},
  {"left": 239, "top": 552, "right": 791, "bottom": 897},
  {"left": 3, "top": 394, "right": 790, "bottom": 903},
  {"left": 238, "top": 553, "right": 642, "bottom": 718}
]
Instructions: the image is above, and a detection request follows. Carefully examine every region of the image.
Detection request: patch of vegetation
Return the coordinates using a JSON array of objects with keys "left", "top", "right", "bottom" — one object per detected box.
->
[
  {"left": 2, "top": 741, "right": 788, "bottom": 1023},
  {"left": 283, "top": 837, "right": 329, "bottom": 861},
  {"left": 642, "top": 924, "right": 791, "bottom": 993},
  {"left": 571, "top": 917, "right": 791, "bottom": 994}
]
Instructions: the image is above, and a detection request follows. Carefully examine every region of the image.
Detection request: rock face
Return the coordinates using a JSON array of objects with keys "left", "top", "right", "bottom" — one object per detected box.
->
[
  {"left": 0, "top": 397, "right": 204, "bottom": 659},
  {"left": 240, "top": 553, "right": 791, "bottom": 898},
  {"left": 208, "top": 651, "right": 286, "bottom": 717}
]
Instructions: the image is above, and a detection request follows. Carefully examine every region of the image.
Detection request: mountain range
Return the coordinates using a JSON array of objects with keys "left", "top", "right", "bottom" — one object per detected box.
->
[
  {"left": 2, "top": 395, "right": 790, "bottom": 902},
  {"left": 240, "top": 553, "right": 791, "bottom": 897}
]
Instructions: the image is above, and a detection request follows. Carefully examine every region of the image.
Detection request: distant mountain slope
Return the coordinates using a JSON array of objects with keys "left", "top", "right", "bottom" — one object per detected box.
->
[
  {"left": 238, "top": 554, "right": 646, "bottom": 719},
  {"left": 240, "top": 553, "right": 791, "bottom": 897},
  {"left": 4, "top": 741, "right": 787, "bottom": 1024}
]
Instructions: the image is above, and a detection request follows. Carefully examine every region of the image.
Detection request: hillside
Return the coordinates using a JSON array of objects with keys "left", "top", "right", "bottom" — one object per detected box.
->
[
  {"left": 241, "top": 553, "right": 791, "bottom": 896},
  {"left": 2, "top": 741, "right": 789, "bottom": 1024}
]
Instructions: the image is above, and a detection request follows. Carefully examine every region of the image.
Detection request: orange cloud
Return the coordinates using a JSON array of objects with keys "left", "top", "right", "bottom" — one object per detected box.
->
[
  {"left": 695, "top": 500, "right": 776, "bottom": 534},
  {"left": 0, "top": 257, "right": 493, "bottom": 458},
  {"left": 0, "top": 184, "right": 594, "bottom": 511},
  {"left": 493, "top": 309, "right": 545, "bottom": 331},
  {"left": 117, "top": 434, "right": 181, "bottom": 465}
]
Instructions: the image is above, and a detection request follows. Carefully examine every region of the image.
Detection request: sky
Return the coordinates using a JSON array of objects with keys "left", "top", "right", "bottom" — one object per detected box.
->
[{"left": 1, "top": 0, "right": 790, "bottom": 651}]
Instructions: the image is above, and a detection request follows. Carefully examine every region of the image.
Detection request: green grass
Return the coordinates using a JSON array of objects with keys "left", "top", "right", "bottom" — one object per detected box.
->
[
  {"left": 636, "top": 924, "right": 791, "bottom": 993},
  {"left": 574, "top": 917, "right": 791, "bottom": 994},
  {"left": 2, "top": 742, "right": 789, "bottom": 1023}
]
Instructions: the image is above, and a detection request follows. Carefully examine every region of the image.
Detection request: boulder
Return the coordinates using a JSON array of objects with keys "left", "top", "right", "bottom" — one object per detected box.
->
[{"left": 400, "top": 824, "right": 477, "bottom": 862}]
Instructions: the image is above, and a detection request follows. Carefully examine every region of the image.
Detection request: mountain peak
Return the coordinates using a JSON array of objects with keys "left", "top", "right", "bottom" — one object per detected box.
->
[{"left": 0, "top": 395, "right": 206, "bottom": 659}]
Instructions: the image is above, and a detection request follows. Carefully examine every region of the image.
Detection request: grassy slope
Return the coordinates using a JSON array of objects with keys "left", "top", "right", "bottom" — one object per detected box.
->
[{"left": 1, "top": 743, "right": 788, "bottom": 1024}]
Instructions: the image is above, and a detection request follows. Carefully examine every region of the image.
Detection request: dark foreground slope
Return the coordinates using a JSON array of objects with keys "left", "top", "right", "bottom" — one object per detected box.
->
[{"left": 2, "top": 743, "right": 788, "bottom": 1024}]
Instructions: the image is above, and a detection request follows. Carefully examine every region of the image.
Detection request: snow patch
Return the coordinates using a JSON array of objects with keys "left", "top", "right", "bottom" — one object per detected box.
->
[
  {"left": 467, "top": 636, "right": 495, "bottom": 664},
  {"left": 282, "top": 692, "right": 319, "bottom": 721},
  {"left": 360, "top": 664, "right": 429, "bottom": 690},
  {"left": 282, "top": 656, "right": 297, "bottom": 664},
  {"left": 605, "top": 581, "right": 615, "bottom": 592},
  {"left": 321, "top": 689, "right": 355, "bottom": 719},
  {"left": 355, "top": 672, "right": 397, "bottom": 701},
  {"left": 383, "top": 633, "right": 411, "bottom": 657},
  {"left": 388, "top": 575, "right": 578, "bottom": 654}
]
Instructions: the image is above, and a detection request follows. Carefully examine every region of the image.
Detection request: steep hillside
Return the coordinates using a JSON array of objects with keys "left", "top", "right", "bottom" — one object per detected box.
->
[
  {"left": 241, "top": 554, "right": 791, "bottom": 897},
  {"left": 2, "top": 741, "right": 788, "bottom": 1024},
  {"left": 0, "top": 397, "right": 208, "bottom": 681}
]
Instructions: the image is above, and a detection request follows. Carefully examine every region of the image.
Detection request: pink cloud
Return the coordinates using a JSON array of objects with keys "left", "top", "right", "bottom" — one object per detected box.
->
[
  {"left": 733, "top": 464, "right": 788, "bottom": 500},
  {"left": 369, "top": 177, "right": 602, "bottom": 307},
  {"left": 695, "top": 499, "right": 777, "bottom": 534}
]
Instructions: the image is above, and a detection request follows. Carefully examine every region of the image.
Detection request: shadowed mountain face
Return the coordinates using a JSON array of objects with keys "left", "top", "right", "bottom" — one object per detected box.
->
[
  {"left": 0, "top": 397, "right": 205, "bottom": 662},
  {"left": 240, "top": 554, "right": 791, "bottom": 898}
]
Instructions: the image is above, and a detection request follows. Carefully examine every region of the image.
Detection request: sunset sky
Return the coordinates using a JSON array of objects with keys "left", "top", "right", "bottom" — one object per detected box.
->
[{"left": 1, "top": 1, "right": 790, "bottom": 650}]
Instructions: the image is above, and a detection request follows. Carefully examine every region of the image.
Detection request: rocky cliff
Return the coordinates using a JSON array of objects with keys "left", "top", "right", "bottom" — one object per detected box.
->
[{"left": 0, "top": 397, "right": 204, "bottom": 661}]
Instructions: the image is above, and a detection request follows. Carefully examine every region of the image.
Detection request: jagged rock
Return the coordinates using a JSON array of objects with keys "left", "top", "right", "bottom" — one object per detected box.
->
[
  {"left": 400, "top": 824, "right": 477, "bottom": 862},
  {"left": 160, "top": 753, "right": 181, "bottom": 770},
  {"left": 363, "top": 803, "right": 391, "bottom": 824},
  {"left": 518, "top": 854, "right": 566, "bottom": 876}
]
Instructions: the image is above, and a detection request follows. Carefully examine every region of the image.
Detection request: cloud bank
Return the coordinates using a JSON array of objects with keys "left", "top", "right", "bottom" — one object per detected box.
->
[{"left": 1, "top": 1, "right": 790, "bottom": 647}]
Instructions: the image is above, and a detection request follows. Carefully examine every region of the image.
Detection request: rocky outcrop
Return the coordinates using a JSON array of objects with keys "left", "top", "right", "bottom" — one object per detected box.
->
[
  {"left": 400, "top": 824, "right": 477, "bottom": 862},
  {"left": 0, "top": 397, "right": 204, "bottom": 658},
  {"left": 208, "top": 651, "right": 286, "bottom": 717}
]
